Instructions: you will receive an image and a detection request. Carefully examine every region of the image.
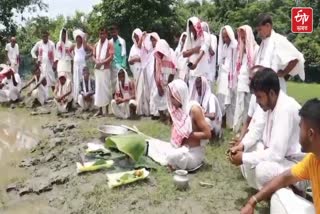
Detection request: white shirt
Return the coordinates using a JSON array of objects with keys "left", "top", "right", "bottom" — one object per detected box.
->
[
  {"left": 5, "top": 43, "right": 19, "bottom": 65},
  {"left": 242, "top": 91, "right": 302, "bottom": 166},
  {"left": 31, "top": 40, "right": 55, "bottom": 63}
]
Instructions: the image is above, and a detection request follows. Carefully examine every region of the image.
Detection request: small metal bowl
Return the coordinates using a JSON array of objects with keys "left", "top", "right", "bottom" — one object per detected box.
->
[
  {"left": 173, "top": 170, "right": 189, "bottom": 190},
  {"left": 98, "top": 125, "right": 128, "bottom": 138}
]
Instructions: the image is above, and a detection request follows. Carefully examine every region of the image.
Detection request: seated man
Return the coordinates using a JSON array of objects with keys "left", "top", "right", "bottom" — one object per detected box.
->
[
  {"left": 78, "top": 67, "right": 95, "bottom": 111},
  {"left": 111, "top": 69, "right": 137, "bottom": 119},
  {"left": 147, "top": 79, "right": 211, "bottom": 170},
  {"left": 21, "top": 66, "right": 48, "bottom": 106},
  {"left": 229, "top": 68, "right": 304, "bottom": 190},
  {"left": 190, "top": 76, "right": 222, "bottom": 139},
  {"left": 241, "top": 98, "right": 320, "bottom": 214},
  {"left": 53, "top": 72, "right": 73, "bottom": 113},
  {"left": 0, "top": 65, "right": 21, "bottom": 103}
]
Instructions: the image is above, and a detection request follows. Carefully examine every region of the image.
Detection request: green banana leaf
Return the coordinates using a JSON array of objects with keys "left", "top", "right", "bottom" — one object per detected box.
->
[{"left": 105, "top": 134, "right": 147, "bottom": 162}]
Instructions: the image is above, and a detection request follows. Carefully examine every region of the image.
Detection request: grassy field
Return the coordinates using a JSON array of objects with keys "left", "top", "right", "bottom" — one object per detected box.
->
[{"left": 1, "top": 82, "right": 319, "bottom": 214}]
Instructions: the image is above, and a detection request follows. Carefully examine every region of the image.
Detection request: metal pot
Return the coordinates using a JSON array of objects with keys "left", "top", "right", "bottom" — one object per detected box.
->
[
  {"left": 173, "top": 170, "right": 189, "bottom": 190},
  {"left": 98, "top": 125, "right": 128, "bottom": 138}
]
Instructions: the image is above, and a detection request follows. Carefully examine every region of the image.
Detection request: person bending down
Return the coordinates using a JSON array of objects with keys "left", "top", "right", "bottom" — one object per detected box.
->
[
  {"left": 148, "top": 79, "right": 211, "bottom": 170},
  {"left": 111, "top": 69, "right": 137, "bottom": 119},
  {"left": 54, "top": 72, "right": 73, "bottom": 113}
]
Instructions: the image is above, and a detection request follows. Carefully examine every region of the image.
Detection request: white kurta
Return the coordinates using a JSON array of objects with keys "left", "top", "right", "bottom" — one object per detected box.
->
[
  {"left": 206, "top": 34, "right": 217, "bottom": 84},
  {"left": 241, "top": 91, "right": 304, "bottom": 189},
  {"left": 55, "top": 34, "right": 73, "bottom": 80},
  {"left": 31, "top": 40, "right": 56, "bottom": 87},
  {"left": 55, "top": 79, "right": 72, "bottom": 113},
  {"left": 255, "top": 30, "right": 305, "bottom": 93},
  {"left": 73, "top": 45, "right": 86, "bottom": 102},
  {"left": 31, "top": 75, "right": 48, "bottom": 105},
  {"left": 203, "top": 94, "right": 222, "bottom": 136},
  {"left": 0, "top": 74, "right": 21, "bottom": 102},
  {"left": 5, "top": 43, "right": 19, "bottom": 73}
]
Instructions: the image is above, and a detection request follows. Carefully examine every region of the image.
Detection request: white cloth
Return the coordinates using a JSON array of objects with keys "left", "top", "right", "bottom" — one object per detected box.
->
[
  {"left": 233, "top": 91, "right": 251, "bottom": 132},
  {"left": 31, "top": 75, "right": 48, "bottom": 105},
  {"left": 109, "top": 36, "right": 126, "bottom": 57},
  {"left": 147, "top": 139, "right": 205, "bottom": 170},
  {"left": 31, "top": 40, "right": 56, "bottom": 87},
  {"left": 129, "top": 28, "right": 142, "bottom": 82},
  {"left": 184, "top": 17, "right": 210, "bottom": 78},
  {"left": 241, "top": 142, "right": 296, "bottom": 189},
  {"left": 175, "top": 32, "right": 189, "bottom": 81},
  {"left": 270, "top": 188, "right": 315, "bottom": 214},
  {"left": 56, "top": 29, "right": 73, "bottom": 77},
  {"left": 5, "top": 43, "right": 19, "bottom": 72},
  {"left": 0, "top": 73, "right": 21, "bottom": 102},
  {"left": 73, "top": 44, "right": 86, "bottom": 102},
  {"left": 111, "top": 99, "right": 137, "bottom": 119},
  {"left": 94, "top": 69, "right": 111, "bottom": 107},
  {"left": 242, "top": 91, "right": 303, "bottom": 166},
  {"left": 255, "top": 30, "right": 305, "bottom": 92},
  {"left": 204, "top": 94, "right": 222, "bottom": 135},
  {"left": 78, "top": 94, "right": 94, "bottom": 110}
]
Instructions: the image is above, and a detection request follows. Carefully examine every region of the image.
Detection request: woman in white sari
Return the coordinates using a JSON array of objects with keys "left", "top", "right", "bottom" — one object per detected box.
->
[{"left": 128, "top": 28, "right": 143, "bottom": 83}]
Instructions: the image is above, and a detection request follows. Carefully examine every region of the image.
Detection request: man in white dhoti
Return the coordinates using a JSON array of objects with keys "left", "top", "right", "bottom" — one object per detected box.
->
[
  {"left": 53, "top": 72, "right": 73, "bottom": 113},
  {"left": 253, "top": 14, "right": 305, "bottom": 93},
  {"left": 201, "top": 22, "right": 217, "bottom": 85},
  {"left": 241, "top": 99, "right": 319, "bottom": 214},
  {"left": 93, "top": 28, "right": 114, "bottom": 116},
  {"left": 31, "top": 31, "right": 56, "bottom": 92},
  {"left": 71, "top": 29, "right": 92, "bottom": 104},
  {"left": 55, "top": 28, "right": 73, "bottom": 80},
  {"left": 110, "top": 24, "right": 127, "bottom": 95},
  {"left": 233, "top": 25, "right": 259, "bottom": 133},
  {"left": 0, "top": 66, "right": 21, "bottom": 103},
  {"left": 21, "top": 66, "right": 48, "bottom": 106},
  {"left": 137, "top": 32, "right": 160, "bottom": 117},
  {"left": 182, "top": 17, "right": 210, "bottom": 89},
  {"left": 175, "top": 32, "right": 188, "bottom": 81},
  {"left": 5, "top": 37, "right": 20, "bottom": 73},
  {"left": 147, "top": 79, "right": 211, "bottom": 170},
  {"left": 78, "top": 67, "right": 95, "bottom": 111},
  {"left": 111, "top": 69, "right": 137, "bottom": 119},
  {"left": 152, "top": 39, "right": 177, "bottom": 122},
  {"left": 217, "top": 25, "right": 238, "bottom": 129},
  {"left": 190, "top": 76, "right": 222, "bottom": 139},
  {"left": 128, "top": 28, "right": 143, "bottom": 82},
  {"left": 229, "top": 68, "right": 304, "bottom": 190}
]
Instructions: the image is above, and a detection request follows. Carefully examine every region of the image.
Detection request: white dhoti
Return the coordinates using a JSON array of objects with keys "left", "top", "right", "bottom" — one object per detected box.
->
[
  {"left": 55, "top": 99, "right": 72, "bottom": 113},
  {"left": 0, "top": 87, "right": 20, "bottom": 102},
  {"left": 73, "top": 62, "right": 86, "bottom": 102},
  {"left": 41, "top": 61, "right": 56, "bottom": 87},
  {"left": 78, "top": 94, "right": 94, "bottom": 110},
  {"left": 31, "top": 88, "right": 47, "bottom": 105},
  {"left": 136, "top": 68, "right": 151, "bottom": 116},
  {"left": 233, "top": 92, "right": 251, "bottom": 132},
  {"left": 271, "top": 188, "right": 315, "bottom": 214},
  {"left": 205, "top": 117, "right": 221, "bottom": 137},
  {"left": 147, "top": 139, "right": 205, "bottom": 170},
  {"left": 241, "top": 142, "right": 296, "bottom": 190},
  {"left": 225, "top": 89, "right": 237, "bottom": 129},
  {"left": 111, "top": 64, "right": 120, "bottom": 95},
  {"left": 217, "top": 66, "right": 229, "bottom": 115},
  {"left": 151, "top": 88, "right": 167, "bottom": 112},
  {"left": 111, "top": 99, "right": 137, "bottom": 119},
  {"left": 94, "top": 69, "right": 111, "bottom": 107},
  {"left": 57, "top": 60, "right": 72, "bottom": 80}
]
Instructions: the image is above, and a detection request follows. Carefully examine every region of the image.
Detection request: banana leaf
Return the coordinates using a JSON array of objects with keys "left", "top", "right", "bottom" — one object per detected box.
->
[
  {"left": 105, "top": 134, "right": 146, "bottom": 162},
  {"left": 76, "top": 160, "right": 114, "bottom": 174}
]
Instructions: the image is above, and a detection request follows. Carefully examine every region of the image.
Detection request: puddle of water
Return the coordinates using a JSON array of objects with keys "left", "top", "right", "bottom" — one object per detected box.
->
[{"left": 0, "top": 109, "right": 53, "bottom": 213}]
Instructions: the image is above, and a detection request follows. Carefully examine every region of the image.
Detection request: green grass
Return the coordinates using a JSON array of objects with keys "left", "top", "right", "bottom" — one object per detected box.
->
[{"left": 287, "top": 81, "right": 320, "bottom": 104}]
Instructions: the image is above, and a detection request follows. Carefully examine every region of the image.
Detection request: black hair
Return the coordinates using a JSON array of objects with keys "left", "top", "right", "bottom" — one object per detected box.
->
[
  {"left": 250, "top": 68, "right": 280, "bottom": 95},
  {"left": 99, "top": 27, "right": 108, "bottom": 33},
  {"left": 42, "top": 30, "right": 49, "bottom": 35},
  {"left": 118, "top": 69, "right": 125, "bottom": 76},
  {"left": 110, "top": 23, "right": 119, "bottom": 30},
  {"left": 256, "top": 13, "right": 273, "bottom": 26},
  {"left": 299, "top": 98, "right": 320, "bottom": 131}
]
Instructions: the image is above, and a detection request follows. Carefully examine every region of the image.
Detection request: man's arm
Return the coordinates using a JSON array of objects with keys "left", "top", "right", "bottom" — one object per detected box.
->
[
  {"left": 21, "top": 77, "right": 35, "bottom": 91},
  {"left": 241, "top": 170, "right": 301, "bottom": 214},
  {"left": 278, "top": 59, "right": 298, "bottom": 77},
  {"left": 239, "top": 116, "right": 252, "bottom": 141},
  {"left": 182, "top": 46, "right": 201, "bottom": 58},
  {"left": 100, "top": 42, "right": 114, "bottom": 65},
  {"left": 30, "top": 42, "right": 39, "bottom": 59},
  {"left": 189, "top": 105, "right": 212, "bottom": 140}
]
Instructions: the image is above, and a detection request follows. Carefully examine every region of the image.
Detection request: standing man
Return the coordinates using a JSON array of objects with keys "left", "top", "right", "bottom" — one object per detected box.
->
[
  {"left": 31, "top": 30, "right": 56, "bottom": 92},
  {"left": 217, "top": 25, "right": 238, "bottom": 129},
  {"left": 55, "top": 28, "right": 73, "bottom": 80},
  {"left": 241, "top": 99, "right": 320, "bottom": 214},
  {"left": 109, "top": 24, "right": 127, "bottom": 95},
  {"left": 5, "top": 37, "right": 20, "bottom": 73},
  {"left": 253, "top": 13, "right": 305, "bottom": 92},
  {"left": 93, "top": 28, "right": 114, "bottom": 116}
]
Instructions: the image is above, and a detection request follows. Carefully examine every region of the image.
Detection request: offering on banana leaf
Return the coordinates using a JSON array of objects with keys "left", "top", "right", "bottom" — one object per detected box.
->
[
  {"left": 85, "top": 143, "right": 111, "bottom": 159},
  {"left": 106, "top": 168, "right": 149, "bottom": 188},
  {"left": 76, "top": 159, "right": 114, "bottom": 174},
  {"left": 105, "top": 134, "right": 146, "bottom": 162}
]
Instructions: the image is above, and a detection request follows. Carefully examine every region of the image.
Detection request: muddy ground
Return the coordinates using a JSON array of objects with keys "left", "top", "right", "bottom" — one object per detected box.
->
[{"left": 0, "top": 103, "right": 269, "bottom": 214}]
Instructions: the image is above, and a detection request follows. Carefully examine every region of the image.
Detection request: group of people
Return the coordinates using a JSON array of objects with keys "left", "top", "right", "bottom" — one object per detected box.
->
[{"left": 1, "top": 13, "right": 319, "bottom": 214}]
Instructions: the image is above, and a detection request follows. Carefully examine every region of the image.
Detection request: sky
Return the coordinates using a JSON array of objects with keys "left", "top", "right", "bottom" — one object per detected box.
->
[{"left": 15, "top": 0, "right": 102, "bottom": 24}]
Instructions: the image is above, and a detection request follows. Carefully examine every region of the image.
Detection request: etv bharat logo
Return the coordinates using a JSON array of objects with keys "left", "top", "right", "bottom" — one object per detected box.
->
[{"left": 291, "top": 7, "right": 313, "bottom": 33}]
